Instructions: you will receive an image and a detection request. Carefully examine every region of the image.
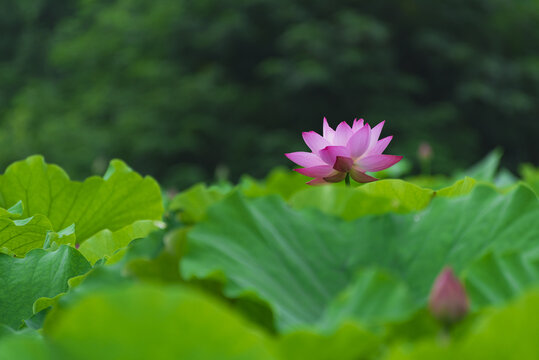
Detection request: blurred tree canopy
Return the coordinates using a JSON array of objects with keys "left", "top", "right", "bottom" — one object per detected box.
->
[{"left": 0, "top": 0, "right": 538, "bottom": 187}]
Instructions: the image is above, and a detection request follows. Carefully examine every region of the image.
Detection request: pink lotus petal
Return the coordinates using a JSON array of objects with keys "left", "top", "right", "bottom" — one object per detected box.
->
[
  {"left": 333, "top": 121, "right": 354, "bottom": 145},
  {"left": 285, "top": 152, "right": 326, "bottom": 167},
  {"left": 350, "top": 167, "right": 379, "bottom": 183},
  {"left": 368, "top": 121, "right": 385, "bottom": 150},
  {"left": 352, "top": 118, "right": 364, "bottom": 132},
  {"left": 347, "top": 124, "right": 371, "bottom": 158},
  {"left": 294, "top": 165, "right": 334, "bottom": 178},
  {"left": 302, "top": 131, "right": 330, "bottom": 154},
  {"left": 322, "top": 117, "right": 335, "bottom": 142},
  {"left": 356, "top": 154, "right": 403, "bottom": 172},
  {"left": 334, "top": 156, "right": 353, "bottom": 172},
  {"left": 369, "top": 136, "right": 393, "bottom": 156},
  {"left": 319, "top": 146, "right": 351, "bottom": 166},
  {"left": 306, "top": 178, "right": 328, "bottom": 186},
  {"left": 324, "top": 172, "right": 347, "bottom": 183}
]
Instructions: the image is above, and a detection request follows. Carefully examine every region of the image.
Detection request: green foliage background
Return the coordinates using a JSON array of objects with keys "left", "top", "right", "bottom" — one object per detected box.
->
[
  {"left": 0, "top": 154, "right": 537, "bottom": 359},
  {"left": 1, "top": 0, "right": 538, "bottom": 187}
]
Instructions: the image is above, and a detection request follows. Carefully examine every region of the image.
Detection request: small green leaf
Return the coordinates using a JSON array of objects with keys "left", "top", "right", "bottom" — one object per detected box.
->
[
  {"left": 78, "top": 220, "right": 161, "bottom": 264},
  {"left": 0, "top": 215, "right": 53, "bottom": 256},
  {"left": 43, "top": 224, "right": 76, "bottom": 249},
  {"left": 0, "top": 201, "right": 24, "bottom": 219}
]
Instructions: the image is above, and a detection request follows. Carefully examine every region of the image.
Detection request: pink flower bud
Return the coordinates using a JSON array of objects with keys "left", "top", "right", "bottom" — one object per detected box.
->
[
  {"left": 418, "top": 142, "right": 433, "bottom": 161},
  {"left": 428, "top": 267, "right": 469, "bottom": 324}
]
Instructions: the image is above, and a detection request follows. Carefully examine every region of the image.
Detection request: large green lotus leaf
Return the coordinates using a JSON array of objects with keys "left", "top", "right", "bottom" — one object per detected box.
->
[
  {"left": 289, "top": 179, "right": 433, "bottom": 219},
  {"left": 35, "top": 231, "right": 177, "bottom": 315},
  {"left": 521, "top": 163, "right": 539, "bottom": 195},
  {"left": 183, "top": 193, "right": 352, "bottom": 331},
  {"left": 240, "top": 168, "right": 315, "bottom": 200},
  {"left": 0, "top": 331, "right": 51, "bottom": 360},
  {"left": 183, "top": 184, "right": 538, "bottom": 331},
  {"left": 436, "top": 177, "right": 477, "bottom": 197},
  {"left": 457, "top": 288, "right": 539, "bottom": 359},
  {"left": 168, "top": 184, "right": 227, "bottom": 224},
  {"left": 169, "top": 169, "right": 309, "bottom": 225},
  {"left": 403, "top": 149, "right": 501, "bottom": 192},
  {"left": 78, "top": 220, "right": 161, "bottom": 264},
  {"left": 290, "top": 177, "right": 482, "bottom": 221},
  {"left": 404, "top": 175, "right": 452, "bottom": 190},
  {"left": 21, "top": 219, "right": 166, "bottom": 328},
  {"left": 0, "top": 324, "right": 14, "bottom": 339},
  {"left": 320, "top": 269, "right": 415, "bottom": 331},
  {"left": 0, "top": 215, "right": 54, "bottom": 256},
  {"left": 170, "top": 175, "right": 437, "bottom": 227},
  {"left": 393, "top": 184, "right": 539, "bottom": 300},
  {"left": 44, "top": 284, "right": 277, "bottom": 360},
  {"left": 121, "top": 229, "right": 183, "bottom": 283},
  {"left": 385, "top": 288, "right": 539, "bottom": 360},
  {"left": 384, "top": 342, "right": 455, "bottom": 360},
  {"left": 383, "top": 308, "right": 440, "bottom": 345},
  {"left": 0, "top": 245, "right": 91, "bottom": 329},
  {"left": 0, "top": 156, "right": 163, "bottom": 243},
  {"left": 278, "top": 322, "right": 381, "bottom": 360},
  {"left": 395, "top": 186, "right": 536, "bottom": 304},
  {"left": 493, "top": 168, "right": 518, "bottom": 188},
  {"left": 454, "top": 148, "right": 502, "bottom": 182},
  {"left": 464, "top": 251, "right": 539, "bottom": 309}
]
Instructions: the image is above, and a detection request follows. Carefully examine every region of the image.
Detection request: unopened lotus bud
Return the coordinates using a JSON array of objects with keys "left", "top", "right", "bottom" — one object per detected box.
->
[
  {"left": 418, "top": 142, "right": 433, "bottom": 161},
  {"left": 428, "top": 267, "right": 469, "bottom": 324}
]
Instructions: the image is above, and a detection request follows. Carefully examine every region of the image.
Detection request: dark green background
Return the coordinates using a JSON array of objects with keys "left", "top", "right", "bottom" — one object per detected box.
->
[{"left": 1, "top": 0, "right": 538, "bottom": 188}]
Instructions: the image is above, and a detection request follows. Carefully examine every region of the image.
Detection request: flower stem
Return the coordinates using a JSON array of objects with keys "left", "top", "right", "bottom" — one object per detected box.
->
[{"left": 345, "top": 173, "right": 351, "bottom": 187}]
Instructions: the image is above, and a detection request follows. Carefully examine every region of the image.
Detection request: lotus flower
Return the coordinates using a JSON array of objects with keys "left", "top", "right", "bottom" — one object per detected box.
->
[
  {"left": 285, "top": 118, "right": 403, "bottom": 185},
  {"left": 428, "top": 267, "right": 469, "bottom": 324}
]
